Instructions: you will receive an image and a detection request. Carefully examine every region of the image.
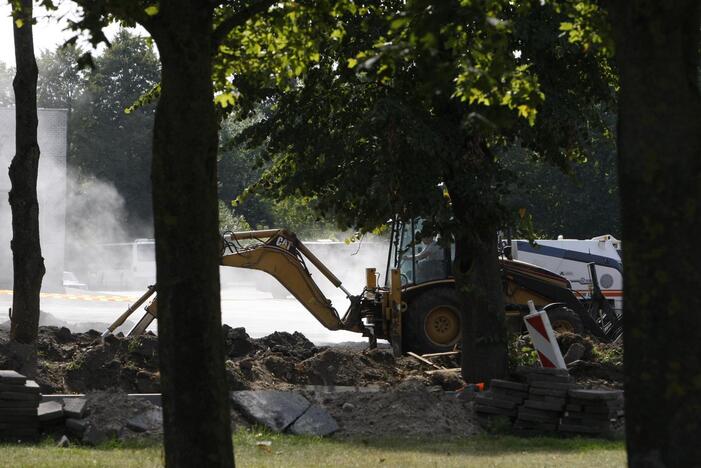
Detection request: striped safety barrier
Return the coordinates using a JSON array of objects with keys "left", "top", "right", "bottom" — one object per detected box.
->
[
  {"left": 523, "top": 300, "right": 567, "bottom": 369},
  {"left": 0, "top": 290, "right": 135, "bottom": 303}
]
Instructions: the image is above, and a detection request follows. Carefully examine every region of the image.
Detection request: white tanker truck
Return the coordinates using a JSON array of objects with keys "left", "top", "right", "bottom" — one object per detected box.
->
[{"left": 506, "top": 234, "right": 623, "bottom": 313}]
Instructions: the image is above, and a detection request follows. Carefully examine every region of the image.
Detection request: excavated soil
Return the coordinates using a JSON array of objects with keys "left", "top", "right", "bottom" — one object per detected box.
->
[
  {"left": 304, "top": 379, "right": 480, "bottom": 438},
  {"left": 0, "top": 325, "right": 623, "bottom": 394},
  {"left": 0, "top": 325, "right": 464, "bottom": 394},
  {"left": 0, "top": 324, "right": 623, "bottom": 440}
]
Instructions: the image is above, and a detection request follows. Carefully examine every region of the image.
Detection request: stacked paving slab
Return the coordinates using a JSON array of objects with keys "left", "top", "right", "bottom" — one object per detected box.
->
[
  {"left": 474, "top": 379, "right": 528, "bottom": 422},
  {"left": 560, "top": 389, "right": 624, "bottom": 437},
  {"left": 474, "top": 366, "right": 624, "bottom": 437},
  {"left": 0, "top": 370, "right": 40, "bottom": 439}
]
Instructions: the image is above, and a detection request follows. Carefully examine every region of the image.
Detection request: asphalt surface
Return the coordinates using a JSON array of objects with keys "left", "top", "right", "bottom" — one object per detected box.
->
[{"left": 0, "top": 277, "right": 364, "bottom": 344}]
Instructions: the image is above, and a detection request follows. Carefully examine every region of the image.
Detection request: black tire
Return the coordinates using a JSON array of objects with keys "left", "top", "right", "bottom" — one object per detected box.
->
[
  {"left": 403, "top": 286, "right": 462, "bottom": 354},
  {"left": 546, "top": 307, "right": 584, "bottom": 335}
]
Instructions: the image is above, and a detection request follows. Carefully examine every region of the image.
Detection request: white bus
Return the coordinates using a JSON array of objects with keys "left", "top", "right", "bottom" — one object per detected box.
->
[{"left": 88, "top": 239, "right": 155, "bottom": 290}]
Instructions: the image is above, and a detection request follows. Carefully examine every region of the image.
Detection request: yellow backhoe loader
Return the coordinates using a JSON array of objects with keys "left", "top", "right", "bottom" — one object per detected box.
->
[{"left": 104, "top": 220, "right": 617, "bottom": 355}]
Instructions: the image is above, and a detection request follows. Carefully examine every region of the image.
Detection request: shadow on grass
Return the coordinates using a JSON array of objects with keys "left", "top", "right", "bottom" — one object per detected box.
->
[{"left": 235, "top": 425, "right": 625, "bottom": 458}]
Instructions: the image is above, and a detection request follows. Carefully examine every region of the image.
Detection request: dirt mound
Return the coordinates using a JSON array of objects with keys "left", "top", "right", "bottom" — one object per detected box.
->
[
  {"left": 256, "top": 331, "right": 317, "bottom": 360},
  {"left": 64, "top": 333, "right": 160, "bottom": 393},
  {"left": 308, "top": 379, "right": 479, "bottom": 438},
  {"left": 77, "top": 391, "right": 163, "bottom": 444},
  {"left": 0, "top": 326, "right": 464, "bottom": 393}
]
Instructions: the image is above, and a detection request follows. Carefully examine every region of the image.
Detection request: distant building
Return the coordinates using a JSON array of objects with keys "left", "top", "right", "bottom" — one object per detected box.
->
[{"left": 0, "top": 108, "right": 68, "bottom": 290}]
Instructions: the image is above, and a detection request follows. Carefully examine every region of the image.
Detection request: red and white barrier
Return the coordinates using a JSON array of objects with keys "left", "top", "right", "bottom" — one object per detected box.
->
[{"left": 523, "top": 301, "right": 566, "bottom": 369}]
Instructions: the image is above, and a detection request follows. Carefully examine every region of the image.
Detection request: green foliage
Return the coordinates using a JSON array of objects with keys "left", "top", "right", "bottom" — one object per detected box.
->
[
  {"left": 230, "top": 0, "right": 617, "bottom": 245},
  {"left": 501, "top": 111, "right": 620, "bottom": 238},
  {"left": 269, "top": 197, "right": 338, "bottom": 239},
  {"left": 591, "top": 342, "right": 624, "bottom": 367},
  {"left": 37, "top": 44, "right": 86, "bottom": 108},
  {"left": 218, "top": 200, "right": 251, "bottom": 232},
  {"left": 508, "top": 334, "right": 539, "bottom": 368}
]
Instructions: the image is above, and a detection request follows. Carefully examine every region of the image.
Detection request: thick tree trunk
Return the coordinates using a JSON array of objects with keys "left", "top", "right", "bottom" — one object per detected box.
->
[
  {"left": 453, "top": 224, "right": 508, "bottom": 383},
  {"left": 148, "top": 2, "right": 234, "bottom": 466},
  {"left": 612, "top": 2, "right": 701, "bottom": 466},
  {"left": 446, "top": 140, "right": 508, "bottom": 383},
  {"left": 9, "top": 0, "right": 44, "bottom": 372}
]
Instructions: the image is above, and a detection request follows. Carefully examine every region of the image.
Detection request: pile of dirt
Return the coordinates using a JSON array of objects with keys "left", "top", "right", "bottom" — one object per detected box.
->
[
  {"left": 80, "top": 391, "right": 163, "bottom": 444},
  {"left": 0, "top": 326, "right": 463, "bottom": 394},
  {"left": 305, "top": 379, "right": 480, "bottom": 438}
]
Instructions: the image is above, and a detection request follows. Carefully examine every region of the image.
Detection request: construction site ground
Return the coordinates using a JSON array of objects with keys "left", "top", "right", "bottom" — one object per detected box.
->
[{"left": 0, "top": 322, "right": 623, "bottom": 441}]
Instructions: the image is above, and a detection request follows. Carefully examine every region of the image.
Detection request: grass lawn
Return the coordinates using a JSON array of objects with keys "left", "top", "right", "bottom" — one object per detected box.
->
[{"left": 0, "top": 430, "right": 626, "bottom": 467}]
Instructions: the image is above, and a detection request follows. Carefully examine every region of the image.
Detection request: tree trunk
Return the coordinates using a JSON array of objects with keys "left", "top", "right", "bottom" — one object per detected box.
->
[
  {"left": 446, "top": 140, "right": 508, "bottom": 383},
  {"left": 9, "top": 0, "right": 44, "bottom": 374},
  {"left": 612, "top": 2, "right": 701, "bottom": 466},
  {"left": 148, "top": 2, "right": 234, "bottom": 466}
]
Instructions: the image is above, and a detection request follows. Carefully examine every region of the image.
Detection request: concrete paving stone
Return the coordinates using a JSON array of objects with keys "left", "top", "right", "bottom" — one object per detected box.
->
[
  {"left": 474, "top": 404, "right": 516, "bottom": 417},
  {"left": 513, "top": 420, "right": 558, "bottom": 432},
  {"left": 62, "top": 398, "right": 87, "bottom": 419},
  {"left": 474, "top": 394, "right": 518, "bottom": 410},
  {"left": 529, "top": 381, "right": 577, "bottom": 391},
  {"left": 0, "top": 407, "right": 37, "bottom": 417},
  {"left": 288, "top": 404, "right": 339, "bottom": 436},
  {"left": 57, "top": 435, "right": 70, "bottom": 447},
  {"left": 0, "top": 428, "right": 38, "bottom": 438},
  {"left": 526, "top": 394, "right": 567, "bottom": 405},
  {"left": 526, "top": 373, "right": 573, "bottom": 384},
  {"left": 0, "top": 381, "right": 40, "bottom": 394},
  {"left": 516, "top": 408, "right": 559, "bottom": 423},
  {"left": 65, "top": 418, "right": 88, "bottom": 436},
  {"left": 38, "top": 401, "right": 64, "bottom": 422},
  {"left": 0, "top": 371, "right": 27, "bottom": 385},
  {"left": 0, "top": 399, "right": 39, "bottom": 409},
  {"left": 529, "top": 386, "right": 569, "bottom": 398},
  {"left": 230, "top": 391, "right": 311, "bottom": 432},
  {"left": 0, "top": 414, "right": 39, "bottom": 423},
  {"left": 523, "top": 399, "right": 566, "bottom": 412},
  {"left": 490, "top": 379, "right": 529, "bottom": 392},
  {"left": 0, "top": 391, "right": 41, "bottom": 401},
  {"left": 568, "top": 389, "right": 623, "bottom": 400}
]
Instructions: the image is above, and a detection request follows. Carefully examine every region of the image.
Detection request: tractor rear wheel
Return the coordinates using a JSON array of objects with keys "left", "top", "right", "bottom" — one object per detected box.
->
[
  {"left": 546, "top": 307, "right": 584, "bottom": 335},
  {"left": 403, "top": 287, "right": 462, "bottom": 354}
]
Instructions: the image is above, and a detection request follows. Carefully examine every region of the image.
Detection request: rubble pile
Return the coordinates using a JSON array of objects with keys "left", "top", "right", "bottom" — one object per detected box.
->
[
  {"left": 475, "top": 366, "right": 624, "bottom": 438},
  {"left": 313, "top": 379, "right": 479, "bottom": 439},
  {"left": 40, "top": 392, "right": 163, "bottom": 445},
  {"left": 0, "top": 371, "right": 41, "bottom": 439},
  {"left": 0, "top": 325, "right": 455, "bottom": 394}
]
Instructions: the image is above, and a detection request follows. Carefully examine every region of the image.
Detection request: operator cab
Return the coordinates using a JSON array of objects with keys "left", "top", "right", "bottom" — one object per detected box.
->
[{"left": 385, "top": 218, "right": 453, "bottom": 287}]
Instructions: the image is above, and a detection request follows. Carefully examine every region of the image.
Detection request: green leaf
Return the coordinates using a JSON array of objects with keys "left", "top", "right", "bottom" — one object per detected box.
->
[
  {"left": 144, "top": 5, "right": 159, "bottom": 16},
  {"left": 14, "top": 18, "right": 24, "bottom": 29},
  {"left": 347, "top": 58, "right": 358, "bottom": 68},
  {"left": 559, "top": 22, "right": 574, "bottom": 31}
]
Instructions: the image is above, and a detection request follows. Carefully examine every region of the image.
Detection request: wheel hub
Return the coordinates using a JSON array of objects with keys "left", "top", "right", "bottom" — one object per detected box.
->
[{"left": 424, "top": 306, "right": 460, "bottom": 346}]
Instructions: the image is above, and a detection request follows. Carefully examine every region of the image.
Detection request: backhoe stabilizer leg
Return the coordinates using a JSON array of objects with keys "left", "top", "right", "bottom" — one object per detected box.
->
[{"left": 127, "top": 300, "right": 158, "bottom": 337}]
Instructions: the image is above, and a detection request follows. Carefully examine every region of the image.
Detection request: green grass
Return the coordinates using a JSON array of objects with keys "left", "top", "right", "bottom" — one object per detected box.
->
[{"left": 0, "top": 430, "right": 626, "bottom": 467}]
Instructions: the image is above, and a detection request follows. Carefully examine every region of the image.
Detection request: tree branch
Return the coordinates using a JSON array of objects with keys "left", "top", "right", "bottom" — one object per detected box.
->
[{"left": 213, "top": 0, "right": 277, "bottom": 45}]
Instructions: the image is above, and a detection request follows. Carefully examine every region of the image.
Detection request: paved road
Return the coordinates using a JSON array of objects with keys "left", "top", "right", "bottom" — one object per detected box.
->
[{"left": 0, "top": 282, "right": 364, "bottom": 345}]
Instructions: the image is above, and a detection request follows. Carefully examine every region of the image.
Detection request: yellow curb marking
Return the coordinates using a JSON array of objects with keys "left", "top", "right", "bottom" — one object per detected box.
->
[{"left": 0, "top": 290, "right": 135, "bottom": 302}]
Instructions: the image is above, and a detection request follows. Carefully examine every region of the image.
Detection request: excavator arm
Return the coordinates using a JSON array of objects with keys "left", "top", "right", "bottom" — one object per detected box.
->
[{"left": 103, "top": 229, "right": 361, "bottom": 338}]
